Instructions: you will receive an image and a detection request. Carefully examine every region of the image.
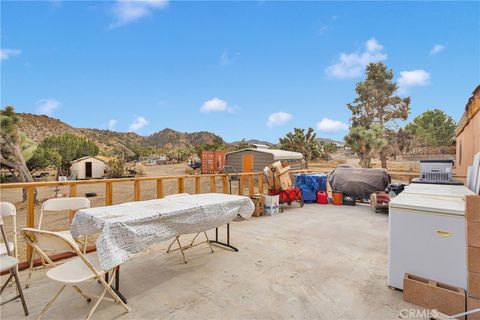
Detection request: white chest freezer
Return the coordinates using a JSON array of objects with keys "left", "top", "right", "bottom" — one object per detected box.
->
[{"left": 388, "top": 184, "right": 473, "bottom": 290}]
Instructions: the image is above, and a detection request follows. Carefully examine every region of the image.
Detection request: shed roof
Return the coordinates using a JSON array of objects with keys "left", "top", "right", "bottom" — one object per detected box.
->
[
  {"left": 70, "top": 156, "right": 107, "bottom": 164},
  {"left": 226, "top": 148, "right": 303, "bottom": 160}
]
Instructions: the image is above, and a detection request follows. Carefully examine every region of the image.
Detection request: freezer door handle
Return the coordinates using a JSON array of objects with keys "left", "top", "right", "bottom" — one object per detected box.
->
[{"left": 436, "top": 230, "right": 452, "bottom": 238}]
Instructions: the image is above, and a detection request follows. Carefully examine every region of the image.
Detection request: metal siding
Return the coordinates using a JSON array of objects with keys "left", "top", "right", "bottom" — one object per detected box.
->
[{"left": 227, "top": 150, "right": 302, "bottom": 172}]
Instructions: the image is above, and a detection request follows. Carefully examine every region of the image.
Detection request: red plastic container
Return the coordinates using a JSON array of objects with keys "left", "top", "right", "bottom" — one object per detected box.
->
[
  {"left": 332, "top": 191, "right": 343, "bottom": 205},
  {"left": 316, "top": 191, "right": 328, "bottom": 204}
]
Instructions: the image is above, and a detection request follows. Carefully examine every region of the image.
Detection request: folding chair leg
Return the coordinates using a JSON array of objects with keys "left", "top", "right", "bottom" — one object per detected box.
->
[
  {"left": 72, "top": 285, "right": 92, "bottom": 303},
  {"left": 38, "top": 285, "right": 66, "bottom": 320},
  {"left": 12, "top": 268, "right": 29, "bottom": 316},
  {"left": 85, "top": 286, "right": 108, "bottom": 320},
  {"left": 204, "top": 232, "right": 214, "bottom": 253},
  {"left": 95, "top": 270, "right": 130, "bottom": 314},
  {"left": 0, "top": 273, "right": 13, "bottom": 294},
  {"left": 25, "top": 249, "right": 37, "bottom": 288}
]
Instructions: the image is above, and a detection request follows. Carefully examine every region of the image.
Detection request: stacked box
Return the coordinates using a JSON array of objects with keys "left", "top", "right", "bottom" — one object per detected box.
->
[
  {"left": 266, "top": 161, "right": 292, "bottom": 192},
  {"left": 249, "top": 194, "right": 265, "bottom": 217},
  {"left": 467, "top": 196, "right": 480, "bottom": 319}
]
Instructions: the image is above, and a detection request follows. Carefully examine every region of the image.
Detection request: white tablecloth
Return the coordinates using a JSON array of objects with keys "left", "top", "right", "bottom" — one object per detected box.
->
[{"left": 71, "top": 193, "right": 254, "bottom": 270}]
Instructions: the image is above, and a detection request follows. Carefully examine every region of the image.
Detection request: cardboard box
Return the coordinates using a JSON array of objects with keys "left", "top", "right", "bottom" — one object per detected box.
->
[
  {"left": 278, "top": 172, "right": 292, "bottom": 191},
  {"left": 469, "top": 247, "right": 480, "bottom": 273},
  {"left": 467, "top": 196, "right": 480, "bottom": 223},
  {"left": 468, "top": 221, "right": 480, "bottom": 248},
  {"left": 467, "top": 296, "right": 480, "bottom": 320},
  {"left": 469, "top": 271, "right": 480, "bottom": 299},
  {"left": 403, "top": 273, "right": 466, "bottom": 319},
  {"left": 250, "top": 195, "right": 265, "bottom": 217}
]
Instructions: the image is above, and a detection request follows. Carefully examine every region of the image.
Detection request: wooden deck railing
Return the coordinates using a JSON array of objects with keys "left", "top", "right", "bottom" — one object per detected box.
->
[{"left": 0, "top": 170, "right": 309, "bottom": 265}]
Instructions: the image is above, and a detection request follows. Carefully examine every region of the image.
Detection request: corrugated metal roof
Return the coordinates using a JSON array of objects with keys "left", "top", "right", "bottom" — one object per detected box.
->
[{"left": 226, "top": 148, "right": 303, "bottom": 160}]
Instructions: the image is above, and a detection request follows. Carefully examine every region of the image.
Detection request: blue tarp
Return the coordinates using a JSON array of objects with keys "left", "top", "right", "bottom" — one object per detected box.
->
[{"left": 294, "top": 174, "right": 327, "bottom": 202}]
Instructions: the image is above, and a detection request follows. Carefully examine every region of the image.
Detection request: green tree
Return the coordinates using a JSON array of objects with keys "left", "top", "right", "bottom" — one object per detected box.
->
[
  {"left": 344, "top": 124, "right": 387, "bottom": 168},
  {"left": 40, "top": 133, "right": 99, "bottom": 175},
  {"left": 405, "top": 109, "right": 456, "bottom": 147},
  {"left": 279, "top": 128, "right": 320, "bottom": 168},
  {"left": 26, "top": 147, "right": 62, "bottom": 173},
  {"left": 386, "top": 128, "right": 413, "bottom": 160},
  {"left": 347, "top": 62, "right": 410, "bottom": 168},
  {"left": 319, "top": 141, "right": 338, "bottom": 154},
  {"left": 0, "top": 106, "right": 35, "bottom": 184}
]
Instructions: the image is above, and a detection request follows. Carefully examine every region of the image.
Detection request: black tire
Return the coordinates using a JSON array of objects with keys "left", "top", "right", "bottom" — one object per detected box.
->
[{"left": 299, "top": 200, "right": 304, "bottom": 208}]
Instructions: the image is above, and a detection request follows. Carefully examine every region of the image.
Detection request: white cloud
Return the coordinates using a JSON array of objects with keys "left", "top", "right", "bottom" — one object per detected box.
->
[
  {"left": 266, "top": 111, "right": 292, "bottom": 128},
  {"left": 110, "top": 0, "right": 169, "bottom": 28},
  {"left": 398, "top": 69, "right": 430, "bottom": 93},
  {"left": 200, "top": 97, "right": 228, "bottom": 113},
  {"left": 0, "top": 49, "right": 21, "bottom": 61},
  {"left": 108, "top": 119, "right": 118, "bottom": 131},
  {"left": 430, "top": 44, "right": 446, "bottom": 55},
  {"left": 35, "top": 99, "right": 61, "bottom": 116},
  {"left": 220, "top": 51, "right": 240, "bottom": 65},
  {"left": 128, "top": 116, "right": 149, "bottom": 132},
  {"left": 317, "top": 118, "right": 349, "bottom": 133},
  {"left": 325, "top": 38, "right": 387, "bottom": 79}
]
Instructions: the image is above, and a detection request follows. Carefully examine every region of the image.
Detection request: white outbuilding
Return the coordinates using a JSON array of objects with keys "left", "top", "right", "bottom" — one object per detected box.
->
[{"left": 70, "top": 156, "right": 106, "bottom": 180}]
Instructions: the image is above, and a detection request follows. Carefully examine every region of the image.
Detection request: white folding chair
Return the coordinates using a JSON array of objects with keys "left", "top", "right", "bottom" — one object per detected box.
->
[
  {"left": 21, "top": 228, "right": 130, "bottom": 320},
  {"left": 26, "top": 197, "right": 90, "bottom": 288},
  {"left": 0, "top": 202, "right": 18, "bottom": 258},
  {"left": 1, "top": 214, "right": 29, "bottom": 316}
]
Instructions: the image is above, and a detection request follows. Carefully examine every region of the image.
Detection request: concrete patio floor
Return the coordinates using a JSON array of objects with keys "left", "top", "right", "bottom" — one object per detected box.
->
[{"left": 1, "top": 203, "right": 418, "bottom": 320}]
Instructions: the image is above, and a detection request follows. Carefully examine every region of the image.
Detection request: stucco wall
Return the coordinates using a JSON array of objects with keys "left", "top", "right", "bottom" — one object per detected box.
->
[{"left": 456, "top": 111, "right": 480, "bottom": 176}]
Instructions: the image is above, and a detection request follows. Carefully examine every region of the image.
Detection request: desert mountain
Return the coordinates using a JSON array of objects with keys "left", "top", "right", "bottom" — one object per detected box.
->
[{"left": 16, "top": 113, "right": 226, "bottom": 154}]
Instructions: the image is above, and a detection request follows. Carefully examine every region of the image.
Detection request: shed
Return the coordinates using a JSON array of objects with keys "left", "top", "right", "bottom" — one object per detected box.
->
[
  {"left": 225, "top": 148, "right": 303, "bottom": 172},
  {"left": 456, "top": 85, "right": 480, "bottom": 177},
  {"left": 70, "top": 156, "right": 106, "bottom": 180}
]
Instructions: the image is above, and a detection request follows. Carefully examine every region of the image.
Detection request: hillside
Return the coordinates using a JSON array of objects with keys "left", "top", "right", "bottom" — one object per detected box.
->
[
  {"left": 145, "top": 128, "right": 224, "bottom": 149},
  {"left": 16, "top": 113, "right": 226, "bottom": 155}
]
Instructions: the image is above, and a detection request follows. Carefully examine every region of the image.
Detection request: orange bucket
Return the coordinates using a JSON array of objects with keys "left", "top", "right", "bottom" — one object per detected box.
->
[{"left": 332, "top": 191, "right": 343, "bottom": 205}]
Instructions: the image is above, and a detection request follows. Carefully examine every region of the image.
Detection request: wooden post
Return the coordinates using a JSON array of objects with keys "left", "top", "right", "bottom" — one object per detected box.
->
[
  {"left": 69, "top": 184, "right": 78, "bottom": 221},
  {"left": 248, "top": 174, "right": 254, "bottom": 195},
  {"left": 69, "top": 184, "right": 77, "bottom": 197},
  {"left": 26, "top": 187, "right": 35, "bottom": 262},
  {"left": 222, "top": 175, "right": 229, "bottom": 194},
  {"left": 134, "top": 180, "right": 141, "bottom": 201},
  {"left": 178, "top": 177, "right": 185, "bottom": 193},
  {"left": 257, "top": 173, "right": 263, "bottom": 194},
  {"left": 156, "top": 179, "right": 164, "bottom": 198},
  {"left": 195, "top": 176, "right": 201, "bottom": 194},
  {"left": 210, "top": 176, "right": 217, "bottom": 193},
  {"left": 105, "top": 182, "right": 113, "bottom": 206},
  {"left": 238, "top": 176, "right": 244, "bottom": 196}
]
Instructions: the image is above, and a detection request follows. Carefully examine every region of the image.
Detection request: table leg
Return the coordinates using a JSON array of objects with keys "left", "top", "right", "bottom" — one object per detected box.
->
[
  {"left": 108, "top": 266, "right": 127, "bottom": 304},
  {"left": 209, "top": 223, "right": 239, "bottom": 252}
]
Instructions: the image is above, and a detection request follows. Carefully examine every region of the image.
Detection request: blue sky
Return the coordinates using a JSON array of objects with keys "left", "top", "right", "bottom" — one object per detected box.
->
[{"left": 1, "top": 1, "right": 479, "bottom": 143}]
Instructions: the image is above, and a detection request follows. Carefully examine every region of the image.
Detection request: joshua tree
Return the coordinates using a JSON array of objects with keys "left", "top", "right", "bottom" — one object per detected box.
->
[
  {"left": 279, "top": 128, "right": 320, "bottom": 168},
  {"left": 0, "top": 106, "right": 35, "bottom": 184},
  {"left": 347, "top": 62, "right": 410, "bottom": 168}
]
